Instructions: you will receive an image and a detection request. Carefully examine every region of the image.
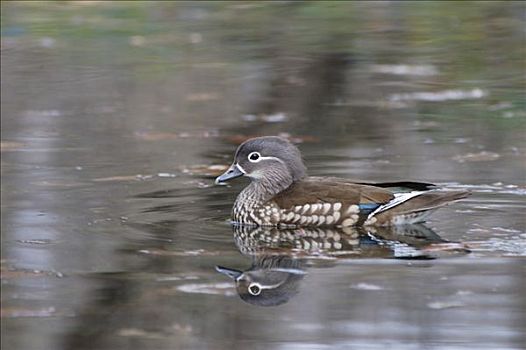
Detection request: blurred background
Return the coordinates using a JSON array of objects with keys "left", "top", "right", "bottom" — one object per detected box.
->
[{"left": 1, "top": 2, "right": 525, "bottom": 350}]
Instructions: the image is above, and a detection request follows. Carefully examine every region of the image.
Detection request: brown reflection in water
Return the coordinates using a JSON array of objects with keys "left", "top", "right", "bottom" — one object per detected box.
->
[{"left": 216, "top": 224, "right": 466, "bottom": 307}]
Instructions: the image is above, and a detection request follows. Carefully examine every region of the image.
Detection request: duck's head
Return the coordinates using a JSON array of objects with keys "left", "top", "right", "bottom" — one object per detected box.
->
[{"left": 215, "top": 136, "right": 306, "bottom": 189}]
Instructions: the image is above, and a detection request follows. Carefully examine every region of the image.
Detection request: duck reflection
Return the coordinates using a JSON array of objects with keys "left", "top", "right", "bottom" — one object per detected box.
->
[
  {"left": 216, "top": 256, "right": 305, "bottom": 307},
  {"left": 217, "top": 225, "right": 467, "bottom": 306}
]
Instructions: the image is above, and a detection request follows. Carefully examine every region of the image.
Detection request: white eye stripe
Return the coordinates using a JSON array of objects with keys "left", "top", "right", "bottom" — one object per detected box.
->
[
  {"left": 260, "top": 156, "right": 285, "bottom": 164},
  {"left": 248, "top": 154, "right": 285, "bottom": 164},
  {"left": 248, "top": 280, "right": 285, "bottom": 296}
]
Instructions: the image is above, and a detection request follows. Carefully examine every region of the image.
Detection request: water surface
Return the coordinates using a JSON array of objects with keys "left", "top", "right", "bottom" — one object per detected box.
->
[{"left": 1, "top": 2, "right": 525, "bottom": 350}]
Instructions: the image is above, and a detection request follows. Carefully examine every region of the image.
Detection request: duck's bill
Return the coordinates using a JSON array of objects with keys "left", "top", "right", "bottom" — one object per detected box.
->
[
  {"left": 215, "top": 164, "right": 245, "bottom": 184},
  {"left": 215, "top": 265, "right": 243, "bottom": 280}
]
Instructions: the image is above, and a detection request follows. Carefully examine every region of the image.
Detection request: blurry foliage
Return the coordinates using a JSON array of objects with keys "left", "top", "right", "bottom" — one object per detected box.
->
[
  {"left": 1, "top": 1, "right": 524, "bottom": 127},
  {"left": 2, "top": 1, "right": 523, "bottom": 55}
]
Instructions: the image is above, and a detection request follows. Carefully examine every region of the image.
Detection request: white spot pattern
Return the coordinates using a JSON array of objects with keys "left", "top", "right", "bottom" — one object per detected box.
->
[
  {"left": 233, "top": 185, "right": 371, "bottom": 227},
  {"left": 347, "top": 205, "right": 360, "bottom": 215}
]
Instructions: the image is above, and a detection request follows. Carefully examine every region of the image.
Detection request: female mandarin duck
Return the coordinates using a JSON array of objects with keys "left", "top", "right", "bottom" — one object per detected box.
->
[{"left": 215, "top": 136, "right": 470, "bottom": 227}]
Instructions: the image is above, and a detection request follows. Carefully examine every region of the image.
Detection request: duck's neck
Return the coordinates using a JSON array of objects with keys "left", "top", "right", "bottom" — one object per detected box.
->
[
  {"left": 236, "top": 175, "right": 293, "bottom": 208},
  {"left": 233, "top": 176, "right": 295, "bottom": 224},
  {"left": 251, "top": 174, "right": 294, "bottom": 200}
]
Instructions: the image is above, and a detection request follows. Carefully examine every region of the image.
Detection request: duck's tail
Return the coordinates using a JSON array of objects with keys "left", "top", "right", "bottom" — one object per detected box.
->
[{"left": 369, "top": 190, "right": 471, "bottom": 226}]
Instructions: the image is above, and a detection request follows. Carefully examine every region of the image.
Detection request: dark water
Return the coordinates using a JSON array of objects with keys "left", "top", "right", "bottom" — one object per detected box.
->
[{"left": 1, "top": 2, "right": 525, "bottom": 350}]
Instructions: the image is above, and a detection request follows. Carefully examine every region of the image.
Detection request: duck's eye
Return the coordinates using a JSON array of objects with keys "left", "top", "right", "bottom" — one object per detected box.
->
[
  {"left": 248, "top": 152, "right": 261, "bottom": 162},
  {"left": 248, "top": 283, "right": 261, "bottom": 296}
]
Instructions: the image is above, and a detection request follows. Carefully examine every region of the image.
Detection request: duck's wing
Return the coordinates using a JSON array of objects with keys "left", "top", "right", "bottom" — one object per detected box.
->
[
  {"left": 370, "top": 189, "right": 471, "bottom": 225},
  {"left": 271, "top": 179, "right": 394, "bottom": 226},
  {"left": 271, "top": 178, "right": 470, "bottom": 227}
]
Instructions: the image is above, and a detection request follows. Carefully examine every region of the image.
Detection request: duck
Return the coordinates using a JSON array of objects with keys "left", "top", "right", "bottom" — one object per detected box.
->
[{"left": 215, "top": 136, "right": 470, "bottom": 227}]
